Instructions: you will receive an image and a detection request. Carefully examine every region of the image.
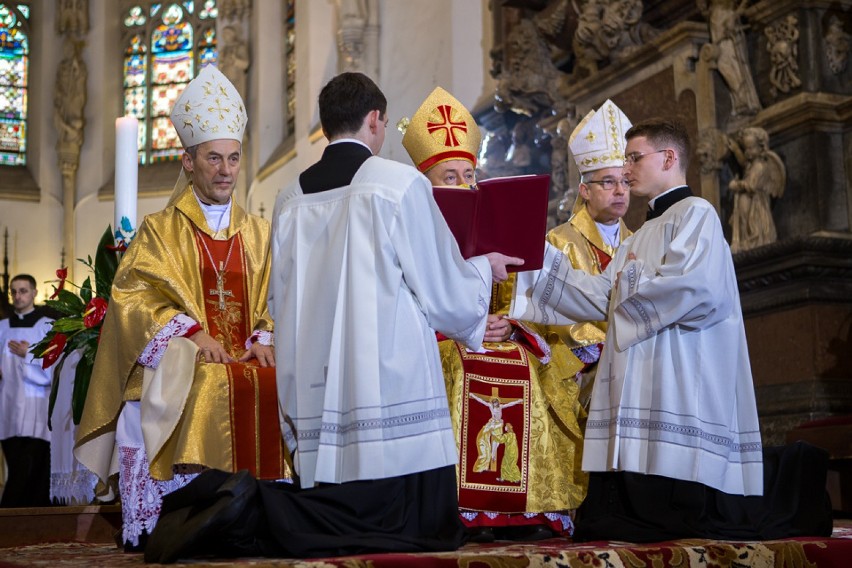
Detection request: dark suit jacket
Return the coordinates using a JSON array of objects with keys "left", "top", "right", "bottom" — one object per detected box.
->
[{"left": 299, "top": 142, "right": 373, "bottom": 194}]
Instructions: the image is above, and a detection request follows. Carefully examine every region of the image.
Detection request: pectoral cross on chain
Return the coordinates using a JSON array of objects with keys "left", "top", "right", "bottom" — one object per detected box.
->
[{"left": 209, "top": 261, "right": 234, "bottom": 310}]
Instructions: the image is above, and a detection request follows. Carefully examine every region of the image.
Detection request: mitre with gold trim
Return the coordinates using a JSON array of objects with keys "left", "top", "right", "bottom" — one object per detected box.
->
[
  {"left": 170, "top": 64, "right": 247, "bottom": 148},
  {"left": 568, "top": 99, "right": 631, "bottom": 175},
  {"left": 401, "top": 87, "right": 481, "bottom": 173}
]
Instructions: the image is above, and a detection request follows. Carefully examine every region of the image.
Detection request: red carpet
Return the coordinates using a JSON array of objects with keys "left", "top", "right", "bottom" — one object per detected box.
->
[{"left": 1, "top": 521, "right": 851, "bottom": 567}]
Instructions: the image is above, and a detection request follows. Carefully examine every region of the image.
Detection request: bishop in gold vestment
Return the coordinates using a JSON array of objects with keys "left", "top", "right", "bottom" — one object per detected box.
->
[
  {"left": 74, "top": 65, "right": 290, "bottom": 549},
  {"left": 402, "top": 88, "right": 587, "bottom": 540}
]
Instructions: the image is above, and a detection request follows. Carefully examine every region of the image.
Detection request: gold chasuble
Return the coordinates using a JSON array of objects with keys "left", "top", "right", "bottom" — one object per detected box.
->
[
  {"left": 75, "top": 186, "right": 292, "bottom": 485},
  {"left": 439, "top": 279, "right": 587, "bottom": 514},
  {"left": 544, "top": 207, "right": 632, "bottom": 351}
]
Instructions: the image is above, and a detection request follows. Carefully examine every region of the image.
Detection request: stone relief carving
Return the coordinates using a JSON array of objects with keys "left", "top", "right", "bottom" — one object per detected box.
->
[
  {"left": 765, "top": 14, "right": 802, "bottom": 97},
  {"left": 571, "top": 0, "right": 658, "bottom": 77},
  {"left": 495, "top": 17, "right": 569, "bottom": 116},
  {"left": 335, "top": 0, "right": 378, "bottom": 77},
  {"left": 56, "top": 0, "right": 89, "bottom": 35},
  {"left": 697, "top": 127, "right": 729, "bottom": 175},
  {"left": 697, "top": 0, "right": 761, "bottom": 116},
  {"left": 727, "top": 126, "right": 785, "bottom": 253},
  {"left": 824, "top": 15, "right": 850, "bottom": 76},
  {"left": 337, "top": 0, "right": 367, "bottom": 72},
  {"left": 219, "top": 24, "right": 250, "bottom": 99},
  {"left": 219, "top": 0, "right": 251, "bottom": 21},
  {"left": 54, "top": 38, "right": 87, "bottom": 164}
]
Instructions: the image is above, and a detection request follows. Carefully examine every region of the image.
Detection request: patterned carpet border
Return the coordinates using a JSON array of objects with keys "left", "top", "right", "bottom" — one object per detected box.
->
[{"left": 1, "top": 523, "right": 850, "bottom": 567}]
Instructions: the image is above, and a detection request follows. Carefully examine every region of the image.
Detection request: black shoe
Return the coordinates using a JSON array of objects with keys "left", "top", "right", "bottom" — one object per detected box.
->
[
  {"left": 145, "top": 469, "right": 258, "bottom": 564},
  {"left": 501, "top": 524, "right": 556, "bottom": 541},
  {"left": 466, "top": 526, "right": 496, "bottom": 543}
]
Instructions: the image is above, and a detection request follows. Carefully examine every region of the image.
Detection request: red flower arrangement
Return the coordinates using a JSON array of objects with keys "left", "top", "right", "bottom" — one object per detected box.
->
[{"left": 31, "top": 227, "right": 120, "bottom": 426}]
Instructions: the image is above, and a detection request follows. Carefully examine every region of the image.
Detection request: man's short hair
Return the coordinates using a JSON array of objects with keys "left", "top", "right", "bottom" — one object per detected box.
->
[
  {"left": 318, "top": 72, "right": 387, "bottom": 139},
  {"left": 10, "top": 274, "right": 36, "bottom": 290},
  {"left": 626, "top": 118, "right": 690, "bottom": 174}
]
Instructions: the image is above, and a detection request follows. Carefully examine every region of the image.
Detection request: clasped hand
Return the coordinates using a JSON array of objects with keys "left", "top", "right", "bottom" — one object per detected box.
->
[{"left": 189, "top": 330, "right": 275, "bottom": 367}]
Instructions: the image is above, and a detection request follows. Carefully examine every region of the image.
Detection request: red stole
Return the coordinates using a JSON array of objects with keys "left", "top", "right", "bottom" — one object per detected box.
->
[{"left": 194, "top": 230, "right": 288, "bottom": 480}]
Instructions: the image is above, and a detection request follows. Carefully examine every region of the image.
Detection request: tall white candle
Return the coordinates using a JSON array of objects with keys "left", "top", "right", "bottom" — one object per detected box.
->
[{"left": 114, "top": 116, "right": 139, "bottom": 237}]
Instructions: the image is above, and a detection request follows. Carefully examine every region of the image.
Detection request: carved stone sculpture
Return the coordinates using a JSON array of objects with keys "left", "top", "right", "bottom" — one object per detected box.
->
[
  {"left": 697, "top": 127, "right": 729, "bottom": 175},
  {"left": 766, "top": 14, "right": 802, "bottom": 97},
  {"left": 219, "top": 0, "right": 251, "bottom": 21},
  {"left": 54, "top": 38, "right": 87, "bottom": 164},
  {"left": 218, "top": 25, "right": 250, "bottom": 99},
  {"left": 727, "top": 127, "right": 786, "bottom": 253},
  {"left": 495, "top": 17, "right": 568, "bottom": 116},
  {"left": 602, "top": 0, "right": 658, "bottom": 61},
  {"left": 571, "top": 0, "right": 657, "bottom": 77},
  {"left": 56, "top": 0, "right": 89, "bottom": 36},
  {"left": 697, "top": 0, "right": 761, "bottom": 116},
  {"left": 337, "top": 0, "right": 367, "bottom": 72},
  {"left": 825, "top": 15, "right": 851, "bottom": 76}
]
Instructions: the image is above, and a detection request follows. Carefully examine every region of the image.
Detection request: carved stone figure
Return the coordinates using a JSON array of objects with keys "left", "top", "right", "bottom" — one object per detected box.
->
[
  {"left": 727, "top": 127, "right": 786, "bottom": 253},
  {"left": 495, "top": 17, "right": 568, "bottom": 116},
  {"left": 697, "top": 127, "right": 729, "bottom": 175},
  {"left": 825, "top": 15, "right": 850, "bottom": 76},
  {"left": 337, "top": 0, "right": 367, "bottom": 72},
  {"left": 218, "top": 25, "right": 250, "bottom": 99},
  {"left": 571, "top": 0, "right": 608, "bottom": 76},
  {"left": 219, "top": 0, "right": 251, "bottom": 21},
  {"left": 697, "top": 0, "right": 761, "bottom": 116},
  {"left": 602, "top": 0, "right": 658, "bottom": 62},
  {"left": 54, "top": 38, "right": 87, "bottom": 162},
  {"left": 571, "top": 0, "right": 657, "bottom": 76},
  {"left": 56, "top": 0, "right": 89, "bottom": 36},
  {"left": 766, "top": 14, "right": 802, "bottom": 97}
]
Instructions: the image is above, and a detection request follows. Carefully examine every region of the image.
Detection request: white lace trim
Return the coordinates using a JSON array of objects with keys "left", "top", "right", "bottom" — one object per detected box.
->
[
  {"left": 138, "top": 314, "right": 199, "bottom": 369},
  {"left": 118, "top": 444, "right": 199, "bottom": 546},
  {"left": 246, "top": 329, "right": 273, "bottom": 349},
  {"left": 50, "top": 469, "right": 98, "bottom": 505}
]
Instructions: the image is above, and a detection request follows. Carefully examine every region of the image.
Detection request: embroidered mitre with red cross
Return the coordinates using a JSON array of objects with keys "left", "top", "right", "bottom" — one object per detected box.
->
[{"left": 401, "top": 87, "right": 482, "bottom": 173}]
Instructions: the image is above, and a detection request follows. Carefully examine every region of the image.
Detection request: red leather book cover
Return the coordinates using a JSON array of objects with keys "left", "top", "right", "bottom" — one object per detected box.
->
[{"left": 433, "top": 174, "right": 550, "bottom": 272}]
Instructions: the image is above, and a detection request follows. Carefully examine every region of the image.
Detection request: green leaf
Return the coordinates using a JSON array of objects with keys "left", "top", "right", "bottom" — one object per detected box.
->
[
  {"left": 45, "top": 289, "right": 86, "bottom": 316},
  {"left": 72, "top": 354, "right": 95, "bottom": 425},
  {"left": 94, "top": 226, "right": 119, "bottom": 300},
  {"left": 47, "top": 354, "right": 68, "bottom": 431},
  {"left": 66, "top": 327, "right": 99, "bottom": 351},
  {"left": 80, "top": 276, "right": 93, "bottom": 304},
  {"left": 51, "top": 318, "right": 86, "bottom": 333}
]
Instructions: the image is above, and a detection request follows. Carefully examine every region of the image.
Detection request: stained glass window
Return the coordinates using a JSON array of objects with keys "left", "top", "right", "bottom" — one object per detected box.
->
[
  {"left": 0, "top": 2, "right": 29, "bottom": 167},
  {"left": 285, "top": 0, "right": 295, "bottom": 136},
  {"left": 122, "top": 1, "right": 217, "bottom": 164}
]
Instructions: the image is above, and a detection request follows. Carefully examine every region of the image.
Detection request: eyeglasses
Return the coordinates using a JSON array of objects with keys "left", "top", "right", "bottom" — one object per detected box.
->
[
  {"left": 585, "top": 178, "right": 629, "bottom": 191},
  {"left": 623, "top": 149, "right": 668, "bottom": 166}
]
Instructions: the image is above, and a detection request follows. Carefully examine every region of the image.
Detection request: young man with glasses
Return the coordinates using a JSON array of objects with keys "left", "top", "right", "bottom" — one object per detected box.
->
[{"left": 512, "top": 118, "right": 772, "bottom": 541}]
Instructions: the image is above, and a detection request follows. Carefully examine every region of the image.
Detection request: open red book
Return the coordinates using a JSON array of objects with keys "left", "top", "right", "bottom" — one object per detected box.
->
[{"left": 432, "top": 174, "right": 550, "bottom": 272}]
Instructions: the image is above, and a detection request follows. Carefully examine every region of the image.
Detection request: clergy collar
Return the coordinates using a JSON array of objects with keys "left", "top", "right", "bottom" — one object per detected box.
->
[
  {"left": 10, "top": 306, "right": 43, "bottom": 327},
  {"left": 192, "top": 190, "right": 232, "bottom": 234},
  {"left": 647, "top": 185, "right": 692, "bottom": 220},
  {"left": 329, "top": 138, "right": 373, "bottom": 153}
]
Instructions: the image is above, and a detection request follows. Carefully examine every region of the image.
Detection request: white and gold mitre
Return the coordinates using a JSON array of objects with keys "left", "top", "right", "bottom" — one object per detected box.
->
[
  {"left": 568, "top": 99, "right": 631, "bottom": 174},
  {"left": 170, "top": 64, "right": 247, "bottom": 148},
  {"left": 401, "top": 87, "right": 481, "bottom": 173}
]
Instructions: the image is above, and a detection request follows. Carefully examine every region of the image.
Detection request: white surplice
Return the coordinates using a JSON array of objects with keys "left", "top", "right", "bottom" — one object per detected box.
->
[
  {"left": 512, "top": 196, "right": 763, "bottom": 496},
  {"left": 270, "top": 156, "right": 492, "bottom": 488}
]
